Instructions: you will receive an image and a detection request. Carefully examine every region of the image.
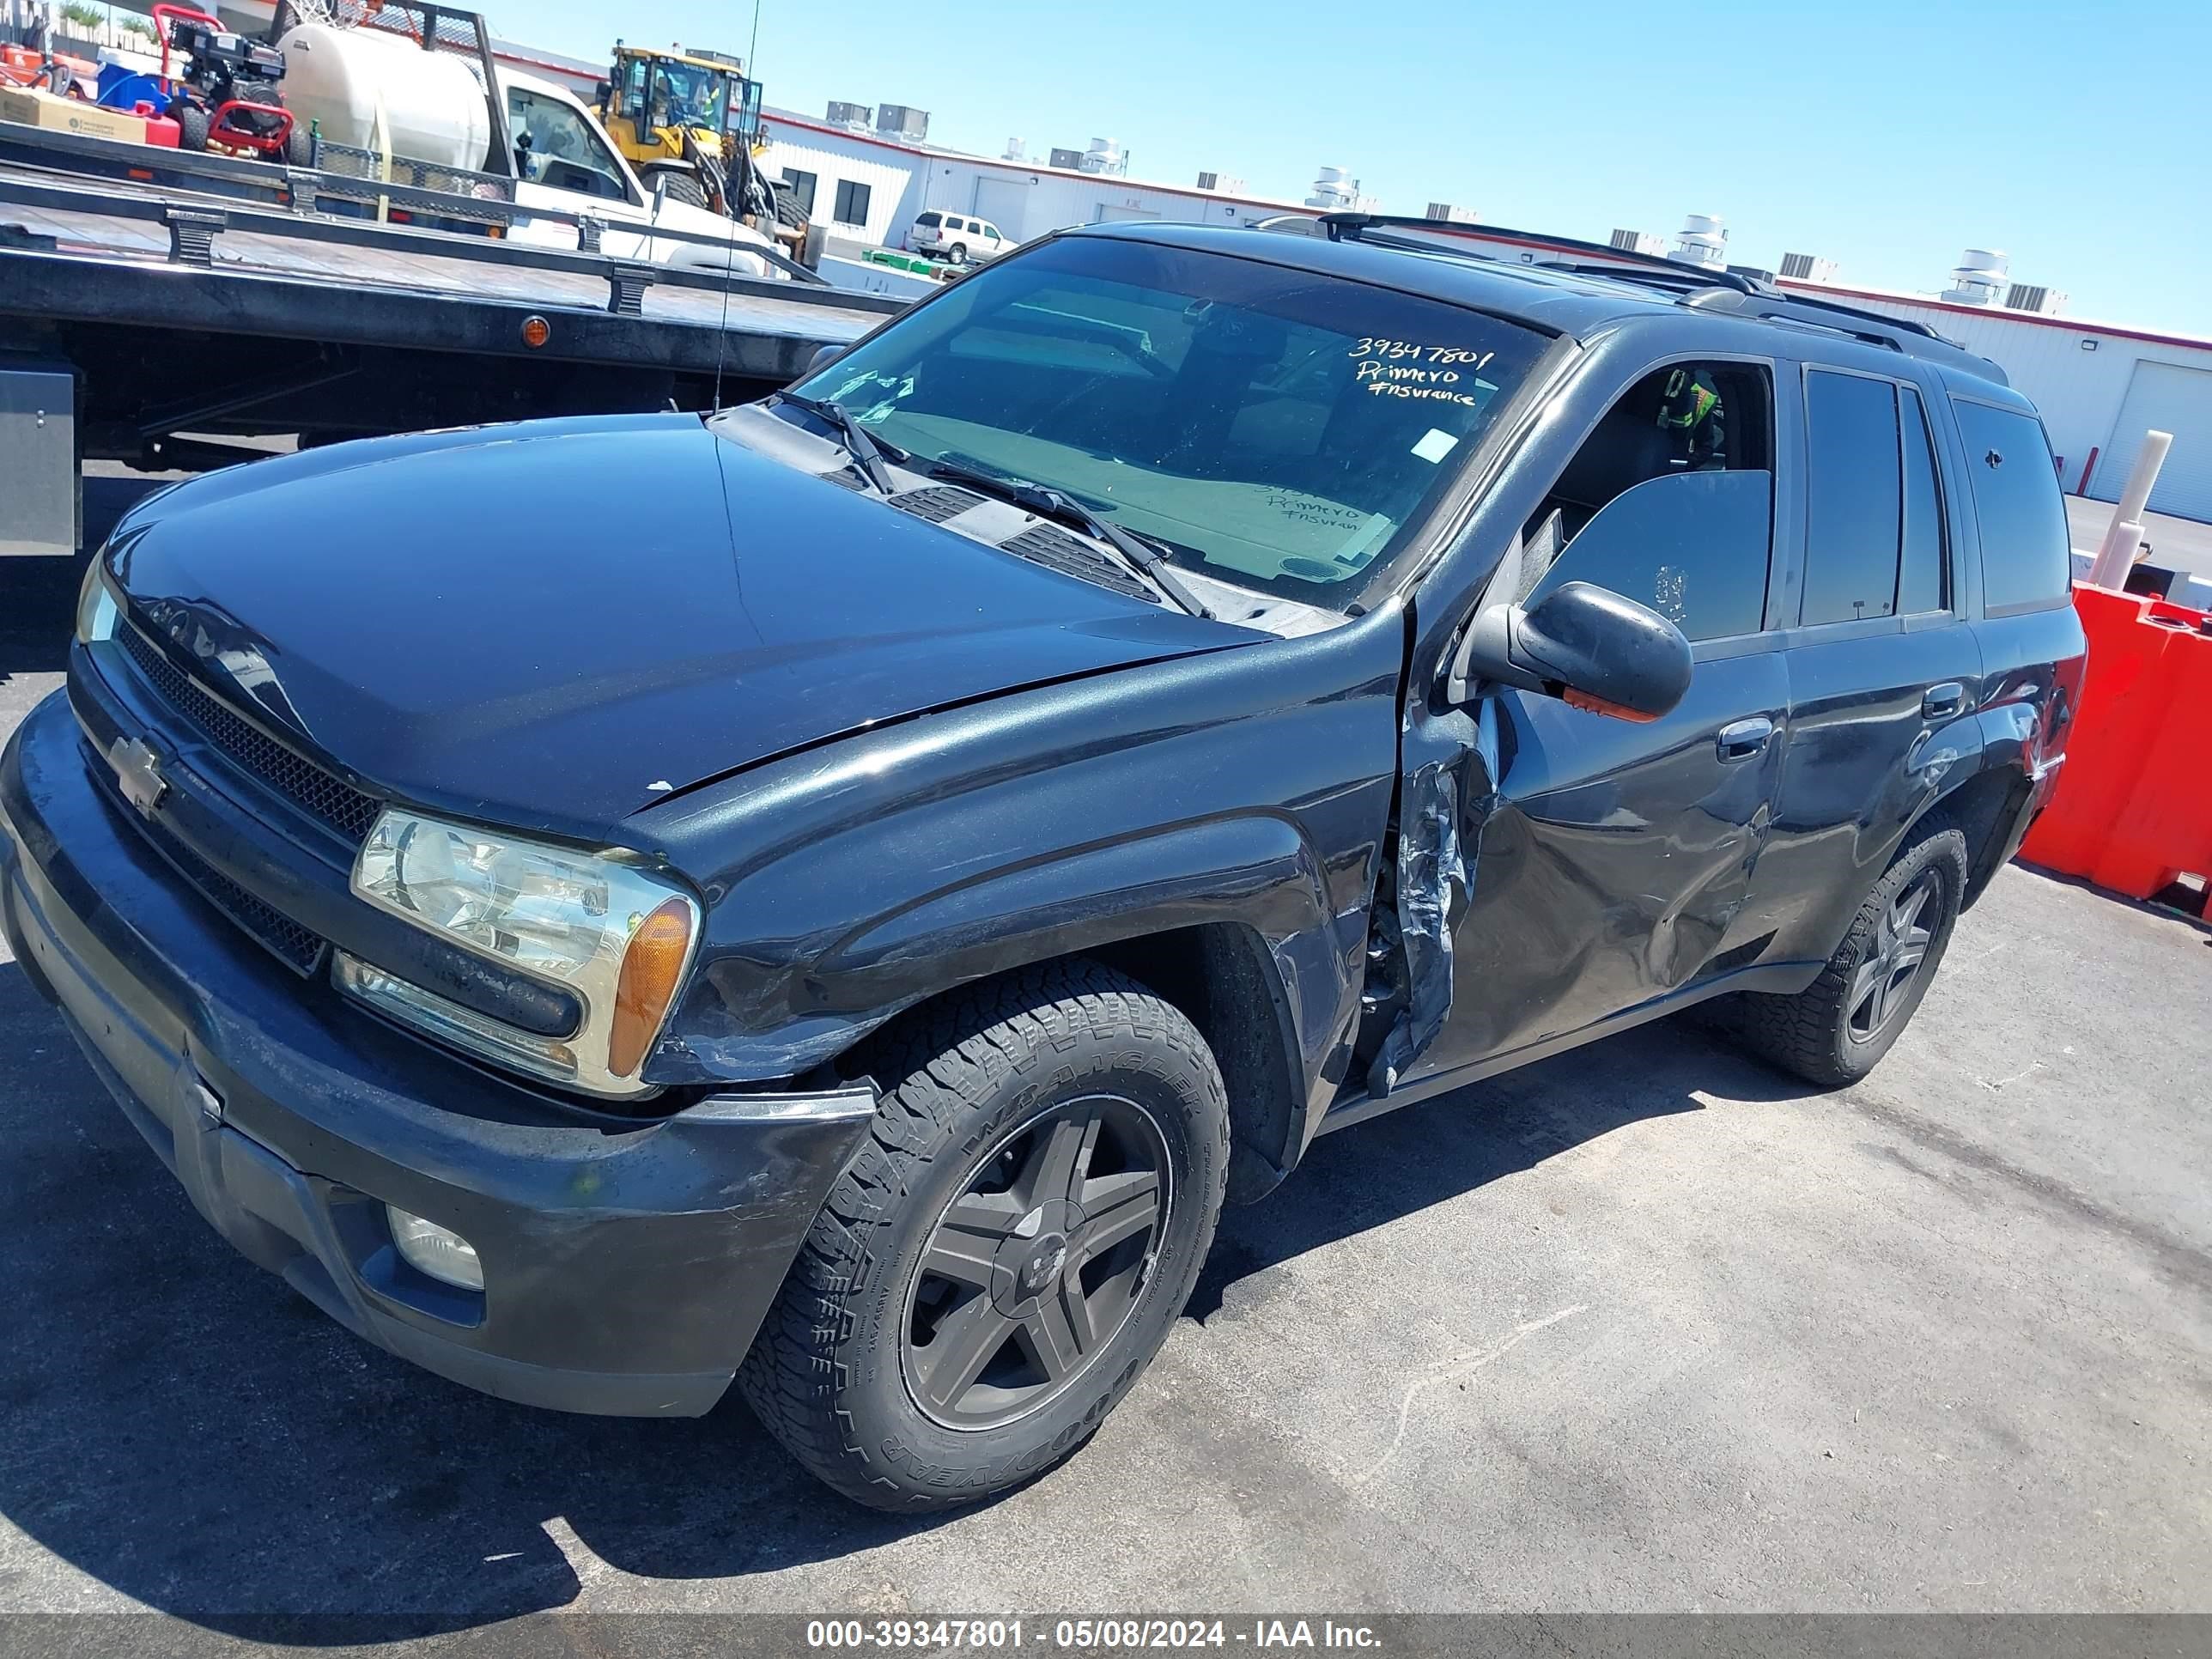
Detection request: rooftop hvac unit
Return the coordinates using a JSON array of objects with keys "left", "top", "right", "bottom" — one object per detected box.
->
[
  {"left": 1611, "top": 228, "right": 1666, "bottom": 257},
  {"left": 1196, "top": 170, "right": 1245, "bottom": 192},
  {"left": 875, "top": 104, "right": 929, "bottom": 143},
  {"left": 1670, "top": 213, "right": 1727, "bottom": 270},
  {"left": 825, "top": 100, "right": 872, "bottom": 130},
  {"left": 1005, "top": 137, "right": 1027, "bottom": 161},
  {"left": 1079, "top": 137, "right": 1124, "bottom": 174},
  {"left": 1942, "top": 247, "right": 2008, "bottom": 305},
  {"left": 1305, "top": 165, "right": 1360, "bottom": 210},
  {"left": 2004, "top": 282, "right": 2067, "bottom": 315},
  {"left": 1048, "top": 146, "right": 1085, "bottom": 171},
  {"left": 1779, "top": 251, "right": 1837, "bottom": 283},
  {"left": 1426, "top": 202, "right": 1477, "bottom": 223}
]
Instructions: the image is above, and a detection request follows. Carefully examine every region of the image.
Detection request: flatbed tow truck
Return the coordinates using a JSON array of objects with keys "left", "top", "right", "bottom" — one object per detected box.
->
[{"left": 0, "top": 6, "right": 903, "bottom": 556}]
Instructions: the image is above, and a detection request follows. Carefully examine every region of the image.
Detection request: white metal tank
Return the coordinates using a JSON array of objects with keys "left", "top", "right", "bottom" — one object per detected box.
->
[
  {"left": 277, "top": 23, "right": 491, "bottom": 170},
  {"left": 1304, "top": 165, "right": 1358, "bottom": 210}
]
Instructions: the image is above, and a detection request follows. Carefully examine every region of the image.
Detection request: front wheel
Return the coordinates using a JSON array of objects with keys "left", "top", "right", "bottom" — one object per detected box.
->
[
  {"left": 737, "top": 962, "right": 1230, "bottom": 1510},
  {"left": 1725, "top": 823, "right": 1969, "bottom": 1086},
  {"left": 946, "top": 242, "right": 968, "bottom": 265}
]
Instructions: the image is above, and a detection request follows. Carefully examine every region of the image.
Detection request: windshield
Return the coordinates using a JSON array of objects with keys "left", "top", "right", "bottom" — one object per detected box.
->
[
  {"left": 653, "top": 61, "right": 731, "bottom": 131},
  {"left": 791, "top": 236, "right": 1547, "bottom": 604}
]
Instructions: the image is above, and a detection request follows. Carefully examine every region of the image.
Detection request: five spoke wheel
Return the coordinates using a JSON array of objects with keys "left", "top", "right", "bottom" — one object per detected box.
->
[
  {"left": 903, "top": 1094, "right": 1169, "bottom": 1429},
  {"left": 1848, "top": 872, "right": 1936, "bottom": 1041}
]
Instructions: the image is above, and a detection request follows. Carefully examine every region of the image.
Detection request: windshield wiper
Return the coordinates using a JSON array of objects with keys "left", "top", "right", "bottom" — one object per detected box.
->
[
  {"left": 915, "top": 455, "right": 1214, "bottom": 621},
  {"left": 777, "top": 391, "right": 897, "bottom": 495}
]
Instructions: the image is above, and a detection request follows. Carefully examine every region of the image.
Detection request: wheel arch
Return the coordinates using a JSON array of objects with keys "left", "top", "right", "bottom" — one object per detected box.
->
[{"left": 1910, "top": 761, "right": 2031, "bottom": 911}]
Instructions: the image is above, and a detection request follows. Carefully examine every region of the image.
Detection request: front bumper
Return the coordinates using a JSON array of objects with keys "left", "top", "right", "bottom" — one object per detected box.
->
[{"left": 1, "top": 690, "right": 876, "bottom": 1416}]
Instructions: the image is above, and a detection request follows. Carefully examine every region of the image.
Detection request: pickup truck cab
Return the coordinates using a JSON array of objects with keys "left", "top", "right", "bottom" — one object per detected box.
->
[
  {"left": 498, "top": 69, "right": 777, "bottom": 277},
  {"left": 1, "top": 221, "right": 2083, "bottom": 1510}
]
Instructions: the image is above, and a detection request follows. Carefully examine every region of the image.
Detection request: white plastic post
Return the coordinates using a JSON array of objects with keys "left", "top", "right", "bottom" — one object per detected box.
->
[{"left": 2089, "top": 429, "right": 2173, "bottom": 587}]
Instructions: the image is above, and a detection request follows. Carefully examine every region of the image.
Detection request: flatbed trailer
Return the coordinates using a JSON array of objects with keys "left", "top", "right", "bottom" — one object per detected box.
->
[{"left": 0, "top": 153, "right": 905, "bottom": 555}]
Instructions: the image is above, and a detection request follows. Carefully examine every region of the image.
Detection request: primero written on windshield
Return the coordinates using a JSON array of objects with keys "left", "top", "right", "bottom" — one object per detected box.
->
[{"left": 1350, "top": 338, "right": 1498, "bottom": 407}]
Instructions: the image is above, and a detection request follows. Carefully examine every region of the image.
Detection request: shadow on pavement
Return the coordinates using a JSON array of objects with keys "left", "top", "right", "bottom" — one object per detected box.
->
[{"left": 0, "top": 952, "right": 1815, "bottom": 1637}]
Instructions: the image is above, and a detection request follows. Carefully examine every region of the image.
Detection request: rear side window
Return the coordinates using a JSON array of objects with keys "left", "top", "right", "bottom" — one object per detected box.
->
[
  {"left": 916, "top": 211, "right": 941, "bottom": 228},
  {"left": 1802, "top": 371, "right": 1903, "bottom": 624},
  {"left": 1951, "top": 400, "right": 2073, "bottom": 611}
]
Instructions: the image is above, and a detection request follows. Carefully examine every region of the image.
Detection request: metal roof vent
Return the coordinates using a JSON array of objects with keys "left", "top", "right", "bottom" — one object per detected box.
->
[
  {"left": 1612, "top": 228, "right": 1667, "bottom": 257},
  {"left": 1942, "top": 247, "right": 2008, "bottom": 305},
  {"left": 1003, "top": 137, "right": 1027, "bottom": 161},
  {"left": 1780, "top": 251, "right": 1837, "bottom": 283},
  {"left": 1426, "top": 203, "right": 1478, "bottom": 223},
  {"left": 1670, "top": 213, "right": 1727, "bottom": 270},
  {"left": 2003, "top": 282, "right": 2067, "bottom": 315},
  {"left": 1079, "top": 137, "right": 1124, "bottom": 175},
  {"left": 1305, "top": 165, "right": 1360, "bottom": 210}
]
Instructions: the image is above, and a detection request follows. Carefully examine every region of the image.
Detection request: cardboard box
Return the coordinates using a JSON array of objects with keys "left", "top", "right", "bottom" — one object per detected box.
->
[{"left": 0, "top": 85, "right": 149, "bottom": 146}]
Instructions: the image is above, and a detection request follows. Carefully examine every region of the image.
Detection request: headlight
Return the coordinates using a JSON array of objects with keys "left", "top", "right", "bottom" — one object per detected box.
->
[
  {"left": 76, "top": 561, "right": 118, "bottom": 645},
  {"left": 346, "top": 809, "right": 700, "bottom": 1096}
]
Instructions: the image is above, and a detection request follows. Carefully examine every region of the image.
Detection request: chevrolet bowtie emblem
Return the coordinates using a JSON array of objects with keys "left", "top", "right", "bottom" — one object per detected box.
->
[{"left": 106, "top": 736, "right": 168, "bottom": 818}]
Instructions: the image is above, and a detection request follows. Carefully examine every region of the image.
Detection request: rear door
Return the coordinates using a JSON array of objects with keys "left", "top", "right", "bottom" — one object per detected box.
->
[{"left": 1747, "top": 361, "right": 1987, "bottom": 965}]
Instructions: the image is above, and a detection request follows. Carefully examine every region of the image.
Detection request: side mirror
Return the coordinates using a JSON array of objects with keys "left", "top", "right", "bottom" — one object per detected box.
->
[
  {"left": 802, "top": 343, "right": 847, "bottom": 379},
  {"left": 650, "top": 173, "right": 670, "bottom": 214},
  {"left": 1452, "top": 580, "right": 1692, "bottom": 721}
]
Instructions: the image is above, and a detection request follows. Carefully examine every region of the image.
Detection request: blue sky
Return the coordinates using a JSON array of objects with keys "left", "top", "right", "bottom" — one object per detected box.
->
[{"left": 522, "top": 0, "right": 2211, "bottom": 333}]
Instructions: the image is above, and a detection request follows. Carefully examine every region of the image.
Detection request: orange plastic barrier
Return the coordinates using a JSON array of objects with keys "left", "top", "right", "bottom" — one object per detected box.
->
[{"left": 2021, "top": 582, "right": 2212, "bottom": 898}]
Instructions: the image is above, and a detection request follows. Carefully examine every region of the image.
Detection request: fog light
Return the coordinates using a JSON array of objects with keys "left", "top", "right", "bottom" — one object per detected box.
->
[{"left": 386, "top": 1206, "right": 483, "bottom": 1291}]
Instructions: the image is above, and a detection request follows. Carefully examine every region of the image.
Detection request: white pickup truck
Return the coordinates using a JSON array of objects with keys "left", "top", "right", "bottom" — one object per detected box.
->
[{"left": 495, "top": 70, "right": 780, "bottom": 278}]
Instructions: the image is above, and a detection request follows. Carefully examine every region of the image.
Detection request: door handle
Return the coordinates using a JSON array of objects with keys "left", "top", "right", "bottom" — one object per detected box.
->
[
  {"left": 1923, "top": 682, "right": 1966, "bottom": 720},
  {"left": 1717, "top": 716, "right": 1773, "bottom": 761}
]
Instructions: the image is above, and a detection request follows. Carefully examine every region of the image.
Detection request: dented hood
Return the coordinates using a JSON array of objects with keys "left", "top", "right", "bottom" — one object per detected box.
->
[{"left": 103, "top": 412, "right": 1251, "bottom": 835}]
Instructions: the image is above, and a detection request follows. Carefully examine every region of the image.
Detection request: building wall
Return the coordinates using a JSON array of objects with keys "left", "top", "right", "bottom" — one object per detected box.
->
[
  {"left": 755, "top": 112, "right": 1308, "bottom": 254},
  {"left": 756, "top": 129, "right": 919, "bottom": 246}
]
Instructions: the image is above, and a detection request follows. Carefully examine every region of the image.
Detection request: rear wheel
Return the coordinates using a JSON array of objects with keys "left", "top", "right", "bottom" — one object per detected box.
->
[
  {"left": 737, "top": 962, "right": 1230, "bottom": 1510},
  {"left": 176, "top": 102, "right": 210, "bottom": 152},
  {"left": 1725, "top": 823, "right": 1968, "bottom": 1086}
]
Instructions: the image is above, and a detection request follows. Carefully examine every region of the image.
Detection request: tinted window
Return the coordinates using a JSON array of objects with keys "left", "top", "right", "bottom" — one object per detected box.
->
[
  {"left": 1952, "top": 400, "right": 2072, "bottom": 611},
  {"left": 797, "top": 236, "right": 1548, "bottom": 602},
  {"left": 833, "top": 179, "right": 872, "bottom": 225},
  {"left": 781, "top": 168, "right": 817, "bottom": 215},
  {"left": 982, "top": 223, "right": 1002, "bottom": 241},
  {"left": 915, "top": 210, "right": 939, "bottom": 228},
  {"left": 1527, "top": 471, "right": 1772, "bottom": 641},
  {"left": 1899, "top": 386, "right": 1947, "bottom": 614},
  {"left": 507, "top": 87, "right": 630, "bottom": 202},
  {"left": 1803, "top": 371, "right": 1902, "bottom": 624}
]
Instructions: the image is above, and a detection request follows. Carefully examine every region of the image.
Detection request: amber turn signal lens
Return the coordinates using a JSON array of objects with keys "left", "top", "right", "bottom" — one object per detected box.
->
[
  {"left": 1562, "top": 687, "right": 1661, "bottom": 722},
  {"left": 609, "top": 897, "right": 695, "bottom": 1078},
  {"left": 520, "top": 314, "right": 551, "bottom": 349}
]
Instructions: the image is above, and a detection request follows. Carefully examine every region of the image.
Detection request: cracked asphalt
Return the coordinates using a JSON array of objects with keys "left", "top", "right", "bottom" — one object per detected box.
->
[{"left": 1, "top": 481, "right": 2206, "bottom": 1644}]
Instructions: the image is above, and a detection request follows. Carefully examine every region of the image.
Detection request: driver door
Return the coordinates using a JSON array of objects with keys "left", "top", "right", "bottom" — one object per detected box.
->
[{"left": 1387, "top": 359, "right": 1794, "bottom": 1087}]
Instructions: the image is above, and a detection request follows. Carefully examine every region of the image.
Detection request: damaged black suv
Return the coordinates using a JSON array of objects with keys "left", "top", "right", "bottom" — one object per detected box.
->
[{"left": 2, "top": 219, "right": 2084, "bottom": 1509}]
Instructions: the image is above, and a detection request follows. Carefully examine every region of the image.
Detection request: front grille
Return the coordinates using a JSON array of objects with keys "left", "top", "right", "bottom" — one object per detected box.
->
[
  {"left": 118, "top": 624, "right": 383, "bottom": 843},
  {"left": 998, "top": 524, "right": 1160, "bottom": 604},
  {"left": 890, "top": 484, "right": 985, "bottom": 524},
  {"left": 84, "top": 746, "right": 328, "bottom": 976}
]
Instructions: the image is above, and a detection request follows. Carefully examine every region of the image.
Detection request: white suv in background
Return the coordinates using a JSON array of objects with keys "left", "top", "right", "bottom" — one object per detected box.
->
[{"left": 906, "top": 210, "right": 1013, "bottom": 264}]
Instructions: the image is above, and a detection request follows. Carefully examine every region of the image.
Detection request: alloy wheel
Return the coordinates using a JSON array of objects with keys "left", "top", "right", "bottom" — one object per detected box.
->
[
  {"left": 1848, "top": 872, "right": 1939, "bottom": 1041},
  {"left": 902, "top": 1093, "right": 1170, "bottom": 1430}
]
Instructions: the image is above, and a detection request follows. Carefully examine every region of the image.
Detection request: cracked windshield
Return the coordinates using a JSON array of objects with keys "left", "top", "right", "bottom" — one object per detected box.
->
[{"left": 796, "top": 237, "right": 1548, "bottom": 600}]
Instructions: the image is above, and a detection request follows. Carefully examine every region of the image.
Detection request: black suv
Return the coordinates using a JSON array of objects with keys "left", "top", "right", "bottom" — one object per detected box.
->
[{"left": 1, "top": 220, "right": 2084, "bottom": 1510}]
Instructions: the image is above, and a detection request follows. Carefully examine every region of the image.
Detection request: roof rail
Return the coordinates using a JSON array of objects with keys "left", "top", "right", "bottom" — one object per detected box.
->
[{"left": 1315, "top": 213, "right": 2002, "bottom": 380}]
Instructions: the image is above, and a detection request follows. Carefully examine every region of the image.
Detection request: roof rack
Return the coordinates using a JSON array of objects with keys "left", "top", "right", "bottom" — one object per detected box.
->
[{"left": 1315, "top": 213, "right": 2001, "bottom": 381}]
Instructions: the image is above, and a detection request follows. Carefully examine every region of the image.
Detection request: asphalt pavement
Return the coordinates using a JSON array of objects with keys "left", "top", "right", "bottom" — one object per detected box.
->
[{"left": 0, "top": 485, "right": 2207, "bottom": 1645}]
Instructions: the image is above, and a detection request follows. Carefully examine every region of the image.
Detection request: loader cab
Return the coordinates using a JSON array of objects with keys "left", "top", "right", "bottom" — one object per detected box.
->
[{"left": 603, "top": 46, "right": 750, "bottom": 161}]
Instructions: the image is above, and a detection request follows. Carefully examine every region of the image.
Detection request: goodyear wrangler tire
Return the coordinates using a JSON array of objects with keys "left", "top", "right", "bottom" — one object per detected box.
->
[{"left": 737, "top": 960, "right": 1230, "bottom": 1510}]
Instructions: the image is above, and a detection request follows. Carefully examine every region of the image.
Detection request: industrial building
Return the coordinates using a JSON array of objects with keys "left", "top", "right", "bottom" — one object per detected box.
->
[{"left": 751, "top": 103, "right": 1376, "bottom": 258}]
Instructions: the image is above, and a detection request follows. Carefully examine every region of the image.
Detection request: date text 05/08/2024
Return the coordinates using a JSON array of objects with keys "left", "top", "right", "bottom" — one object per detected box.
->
[{"left": 805, "top": 1619, "right": 1384, "bottom": 1650}]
